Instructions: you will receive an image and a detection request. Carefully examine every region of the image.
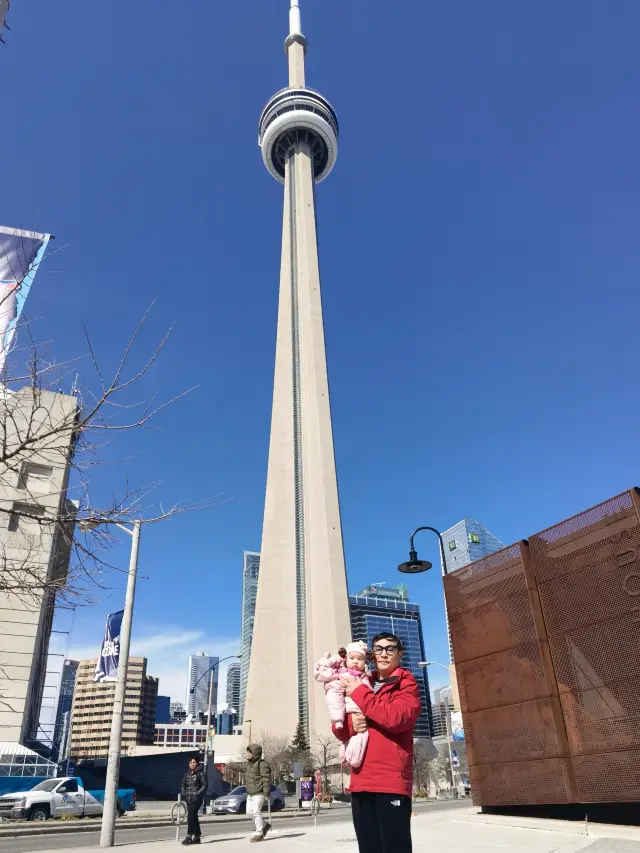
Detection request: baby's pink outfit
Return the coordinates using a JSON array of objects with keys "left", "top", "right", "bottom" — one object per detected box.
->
[{"left": 313, "top": 653, "right": 370, "bottom": 768}]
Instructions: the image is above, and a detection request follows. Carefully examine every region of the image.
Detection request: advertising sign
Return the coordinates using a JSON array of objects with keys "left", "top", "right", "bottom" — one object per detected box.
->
[
  {"left": 94, "top": 611, "right": 124, "bottom": 682},
  {"left": 300, "top": 778, "right": 313, "bottom": 808},
  {"left": 451, "top": 749, "right": 460, "bottom": 768},
  {"left": 0, "top": 226, "right": 50, "bottom": 371}
]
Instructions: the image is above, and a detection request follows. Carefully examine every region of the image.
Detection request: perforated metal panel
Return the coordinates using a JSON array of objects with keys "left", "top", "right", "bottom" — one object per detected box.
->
[
  {"left": 445, "top": 542, "right": 572, "bottom": 806},
  {"left": 469, "top": 758, "right": 571, "bottom": 806},
  {"left": 448, "top": 488, "right": 640, "bottom": 807},
  {"left": 528, "top": 489, "right": 640, "bottom": 802}
]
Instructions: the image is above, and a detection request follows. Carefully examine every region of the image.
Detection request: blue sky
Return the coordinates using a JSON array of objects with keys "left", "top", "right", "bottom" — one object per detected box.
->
[{"left": 5, "top": 0, "right": 640, "bottom": 712}]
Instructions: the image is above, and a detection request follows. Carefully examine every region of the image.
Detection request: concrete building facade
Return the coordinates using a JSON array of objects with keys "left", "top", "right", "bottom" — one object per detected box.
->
[
  {"left": 239, "top": 551, "right": 260, "bottom": 722},
  {"left": 70, "top": 657, "right": 158, "bottom": 760},
  {"left": 0, "top": 388, "right": 78, "bottom": 745},
  {"left": 242, "top": 0, "right": 351, "bottom": 742}
]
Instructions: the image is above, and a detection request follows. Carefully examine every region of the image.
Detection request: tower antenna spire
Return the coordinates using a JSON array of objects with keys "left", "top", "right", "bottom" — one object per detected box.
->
[{"left": 290, "top": 0, "right": 302, "bottom": 37}]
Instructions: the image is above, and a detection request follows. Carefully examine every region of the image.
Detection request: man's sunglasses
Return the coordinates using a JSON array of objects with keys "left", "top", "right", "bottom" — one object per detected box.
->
[{"left": 372, "top": 644, "right": 399, "bottom": 655}]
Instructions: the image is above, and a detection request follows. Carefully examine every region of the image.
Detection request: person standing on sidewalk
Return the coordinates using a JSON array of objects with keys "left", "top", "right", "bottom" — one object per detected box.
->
[
  {"left": 335, "top": 632, "right": 421, "bottom": 853},
  {"left": 245, "top": 744, "right": 272, "bottom": 843},
  {"left": 180, "top": 757, "right": 206, "bottom": 845}
]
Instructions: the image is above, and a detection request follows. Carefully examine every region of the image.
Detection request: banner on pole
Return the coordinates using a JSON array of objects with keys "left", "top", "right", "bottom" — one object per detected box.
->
[
  {"left": 94, "top": 610, "right": 124, "bottom": 682},
  {"left": 0, "top": 226, "right": 50, "bottom": 371},
  {"left": 451, "top": 711, "right": 465, "bottom": 742}
]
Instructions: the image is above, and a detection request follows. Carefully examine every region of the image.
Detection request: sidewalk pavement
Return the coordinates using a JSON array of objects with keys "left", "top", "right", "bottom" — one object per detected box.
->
[{"left": 20, "top": 806, "right": 640, "bottom": 853}]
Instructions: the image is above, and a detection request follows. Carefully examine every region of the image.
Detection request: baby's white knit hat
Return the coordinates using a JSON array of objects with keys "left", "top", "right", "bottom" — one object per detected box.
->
[{"left": 345, "top": 641, "right": 369, "bottom": 658}]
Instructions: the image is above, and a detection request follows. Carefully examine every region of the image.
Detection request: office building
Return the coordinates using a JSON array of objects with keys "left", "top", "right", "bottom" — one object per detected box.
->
[
  {"left": 155, "top": 695, "right": 171, "bottom": 724},
  {"left": 187, "top": 653, "right": 219, "bottom": 718},
  {"left": 154, "top": 722, "right": 207, "bottom": 750},
  {"left": 431, "top": 686, "right": 454, "bottom": 739},
  {"left": 52, "top": 659, "right": 78, "bottom": 760},
  {"left": 170, "top": 700, "right": 186, "bottom": 723},
  {"left": 239, "top": 552, "right": 259, "bottom": 721},
  {"left": 350, "top": 585, "right": 433, "bottom": 738},
  {"left": 243, "top": 0, "right": 351, "bottom": 743},
  {"left": 441, "top": 518, "right": 504, "bottom": 574},
  {"left": 0, "top": 388, "right": 78, "bottom": 744},
  {"left": 226, "top": 662, "right": 241, "bottom": 712},
  {"left": 69, "top": 657, "right": 158, "bottom": 760},
  {"left": 215, "top": 710, "right": 238, "bottom": 736}
]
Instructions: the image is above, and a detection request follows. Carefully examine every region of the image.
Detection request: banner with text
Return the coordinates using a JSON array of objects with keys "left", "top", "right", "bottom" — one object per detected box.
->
[{"left": 94, "top": 610, "right": 124, "bottom": 682}]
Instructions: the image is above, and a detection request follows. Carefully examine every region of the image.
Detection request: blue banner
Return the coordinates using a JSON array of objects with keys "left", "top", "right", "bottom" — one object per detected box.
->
[
  {"left": 0, "top": 226, "right": 50, "bottom": 371},
  {"left": 94, "top": 611, "right": 124, "bottom": 682}
]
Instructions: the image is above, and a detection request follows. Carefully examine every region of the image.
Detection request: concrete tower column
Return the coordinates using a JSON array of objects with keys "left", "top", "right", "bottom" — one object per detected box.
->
[{"left": 242, "top": 1, "right": 351, "bottom": 742}]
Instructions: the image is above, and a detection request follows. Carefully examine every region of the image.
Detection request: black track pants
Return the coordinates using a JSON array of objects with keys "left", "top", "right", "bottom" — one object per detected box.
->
[{"left": 351, "top": 791, "right": 412, "bottom": 853}]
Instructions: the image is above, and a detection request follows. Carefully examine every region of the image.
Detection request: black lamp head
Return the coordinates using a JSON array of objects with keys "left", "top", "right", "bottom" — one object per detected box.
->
[{"left": 398, "top": 547, "right": 432, "bottom": 574}]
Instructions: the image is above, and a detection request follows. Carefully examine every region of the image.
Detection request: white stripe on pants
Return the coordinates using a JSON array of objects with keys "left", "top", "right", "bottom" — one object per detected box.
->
[{"left": 247, "top": 794, "right": 265, "bottom": 834}]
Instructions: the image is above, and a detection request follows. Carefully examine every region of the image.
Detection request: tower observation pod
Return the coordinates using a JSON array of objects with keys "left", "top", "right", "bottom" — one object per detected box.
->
[{"left": 242, "top": 0, "right": 352, "bottom": 743}]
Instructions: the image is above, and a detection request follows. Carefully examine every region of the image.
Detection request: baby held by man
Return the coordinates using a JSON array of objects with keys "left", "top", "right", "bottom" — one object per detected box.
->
[{"left": 313, "top": 641, "right": 371, "bottom": 768}]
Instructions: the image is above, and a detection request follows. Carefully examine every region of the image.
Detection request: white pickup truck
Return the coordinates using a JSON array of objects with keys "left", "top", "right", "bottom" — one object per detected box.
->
[{"left": 0, "top": 776, "right": 136, "bottom": 821}]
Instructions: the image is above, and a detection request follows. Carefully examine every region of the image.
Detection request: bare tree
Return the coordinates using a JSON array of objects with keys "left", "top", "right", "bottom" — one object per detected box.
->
[
  {"left": 312, "top": 734, "right": 340, "bottom": 794},
  {"left": 0, "top": 302, "right": 210, "bottom": 607},
  {"left": 260, "top": 733, "right": 291, "bottom": 784}
]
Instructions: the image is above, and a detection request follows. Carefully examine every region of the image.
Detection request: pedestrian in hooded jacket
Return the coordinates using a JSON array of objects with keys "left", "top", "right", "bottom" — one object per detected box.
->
[
  {"left": 334, "top": 632, "right": 421, "bottom": 853},
  {"left": 245, "top": 743, "right": 273, "bottom": 843},
  {"left": 180, "top": 757, "right": 206, "bottom": 845}
]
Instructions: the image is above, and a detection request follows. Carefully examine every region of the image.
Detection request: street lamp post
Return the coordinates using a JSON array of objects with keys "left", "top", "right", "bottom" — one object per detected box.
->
[
  {"left": 82, "top": 519, "right": 142, "bottom": 849},
  {"left": 189, "top": 655, "right": 240, "bottom": 780}
]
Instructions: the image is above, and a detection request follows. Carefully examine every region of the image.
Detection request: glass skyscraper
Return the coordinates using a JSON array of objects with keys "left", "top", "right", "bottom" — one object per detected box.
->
[
  {"left": 349, "top": 585, "right": 433, "bottom": 738},
  {"left": 239, "top": 552, "right": 260, "bottom": 722},
  {"left": 441, "top": 517, "right": 504, "bottom": 573},
  {"left": 187, "top": 653, "right": 219, "bottom": 717},
  {"left": 52, "top": 659, "right": 78, "bottom": 761},
  {"left": 226, "top": 661, "right": 241, "bottom": 712}
]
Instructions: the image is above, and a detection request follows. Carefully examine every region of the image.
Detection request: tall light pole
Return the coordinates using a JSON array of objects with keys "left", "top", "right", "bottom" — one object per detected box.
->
[
  {"left": 189, "top": 655, "right": 240, "bottom": 779},
  {"left": 79, "top": 519, "right": 142, "bottom": 849}
]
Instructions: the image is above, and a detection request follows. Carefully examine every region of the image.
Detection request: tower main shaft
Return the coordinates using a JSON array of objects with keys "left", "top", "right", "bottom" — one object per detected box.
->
[{"left": 242, "top": 1, "right": 351, "bottom": 741}]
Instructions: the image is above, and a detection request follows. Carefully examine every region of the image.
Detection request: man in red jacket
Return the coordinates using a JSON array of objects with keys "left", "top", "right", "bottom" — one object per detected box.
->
[{"left": 335, "top": 632, "right": 421, "bottom": 853}]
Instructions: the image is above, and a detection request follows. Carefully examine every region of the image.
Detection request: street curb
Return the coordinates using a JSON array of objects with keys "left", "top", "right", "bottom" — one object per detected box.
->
[{"left": 0, "top": 809, "right": 315, "bottom": 839}]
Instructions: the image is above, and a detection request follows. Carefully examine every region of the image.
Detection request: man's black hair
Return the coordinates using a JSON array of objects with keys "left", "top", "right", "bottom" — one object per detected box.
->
[{"left": 371, "top": 631, "right": 403, "bottom": 652}]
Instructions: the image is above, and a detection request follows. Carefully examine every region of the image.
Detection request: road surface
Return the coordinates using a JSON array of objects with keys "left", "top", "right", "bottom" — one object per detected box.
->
[{"left": 0, "top": 799, "right": 470, "bottom": 852}]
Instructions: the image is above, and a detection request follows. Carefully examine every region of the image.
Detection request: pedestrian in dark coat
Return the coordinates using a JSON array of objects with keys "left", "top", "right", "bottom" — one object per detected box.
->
[{"left": 180, "top": 757, "right": 206, "bottom": 845}]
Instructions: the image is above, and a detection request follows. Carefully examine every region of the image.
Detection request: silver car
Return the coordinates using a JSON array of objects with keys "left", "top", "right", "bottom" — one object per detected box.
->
[{"left": 212, "top": 785, "right": 284, "bottom": 815}]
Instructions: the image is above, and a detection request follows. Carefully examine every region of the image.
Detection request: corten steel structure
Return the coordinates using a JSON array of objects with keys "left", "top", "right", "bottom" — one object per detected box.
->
[
  {"left": 242, "top": 1, "right": 351, "bottom": 742},
  {"left": 445, "top": 488, "right": 640, "bottom": 807}
]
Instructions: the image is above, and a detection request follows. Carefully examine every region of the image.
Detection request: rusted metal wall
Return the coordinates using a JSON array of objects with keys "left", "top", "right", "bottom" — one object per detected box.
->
[
  {"left": 528, "top": 489, "right": 640, "bottom": 803},
  {"left": 446, "top": 488, "right": 640, "bottom": 806}
]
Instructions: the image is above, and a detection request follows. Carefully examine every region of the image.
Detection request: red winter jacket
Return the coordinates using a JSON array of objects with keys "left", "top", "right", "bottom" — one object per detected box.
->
[{"left": 332, "top": 667, "right": 421, "bottom": 798}]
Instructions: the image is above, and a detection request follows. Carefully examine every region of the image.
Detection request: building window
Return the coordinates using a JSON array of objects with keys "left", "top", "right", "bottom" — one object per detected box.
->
[
  {"left": 468, "top": 533, "right": 480, "bottom": 544},
  {"left": 18, "top": 462, "right": 53, "bottom": 493},
  {"left": 8, "top": 502, "right": 46, "bottom": 537},
  {"left": 448, "top": 540, "right": 457, "bottom": 551}
]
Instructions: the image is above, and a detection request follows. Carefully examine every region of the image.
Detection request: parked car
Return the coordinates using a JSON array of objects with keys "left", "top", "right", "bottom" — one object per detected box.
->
[
  {"left": 212, "top": 785, "right": 284, "bottom": 815},
  {"left": 0, "top": 777, "right": 136, "bottom": 821}
]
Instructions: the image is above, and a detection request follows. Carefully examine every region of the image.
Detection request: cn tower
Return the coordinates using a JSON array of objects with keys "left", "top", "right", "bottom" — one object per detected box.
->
[{"left": 243, "top": 0, "right": 351, "bottom": 741}]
